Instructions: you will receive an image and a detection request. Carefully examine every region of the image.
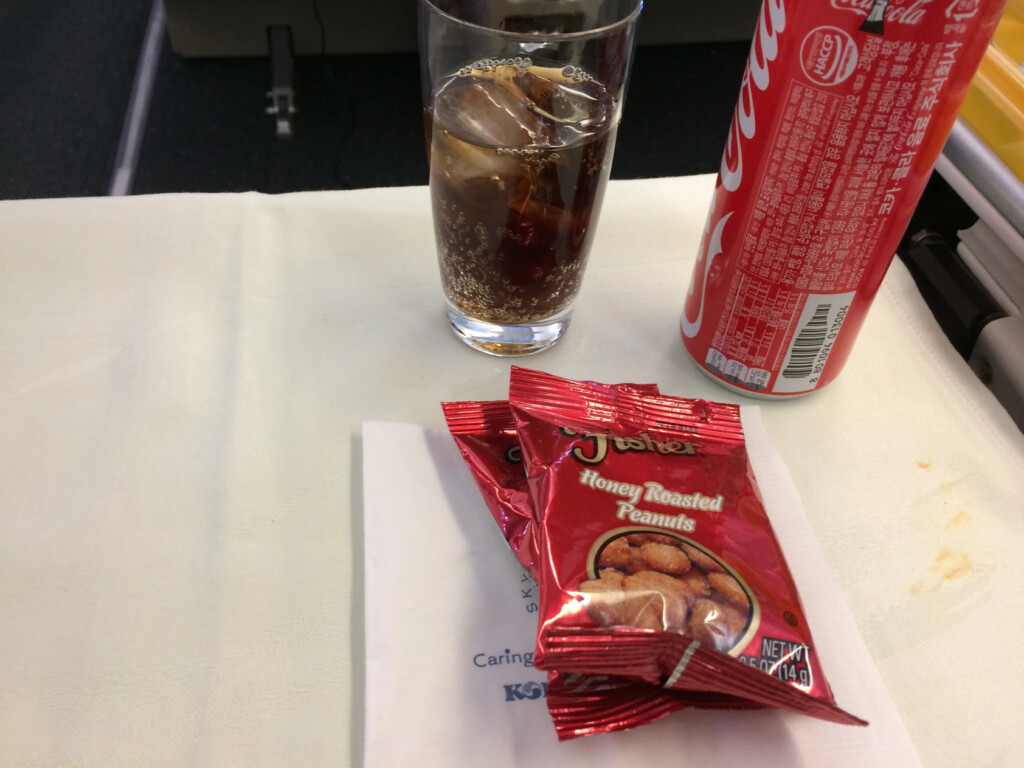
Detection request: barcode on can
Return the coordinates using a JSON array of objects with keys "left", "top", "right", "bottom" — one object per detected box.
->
[{"left": 772, "top": 292, "right": 855, "bottom": 394}]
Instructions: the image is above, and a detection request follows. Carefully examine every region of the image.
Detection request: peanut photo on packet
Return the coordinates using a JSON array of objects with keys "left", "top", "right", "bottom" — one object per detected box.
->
[{"left": 579, "top": 529, "right": 759, "bottom": 654}]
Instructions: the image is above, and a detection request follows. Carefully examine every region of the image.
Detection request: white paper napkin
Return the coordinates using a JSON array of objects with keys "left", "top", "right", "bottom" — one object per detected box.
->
[{"left": 362, "top": 416, "right": 922, "bottom": 767}]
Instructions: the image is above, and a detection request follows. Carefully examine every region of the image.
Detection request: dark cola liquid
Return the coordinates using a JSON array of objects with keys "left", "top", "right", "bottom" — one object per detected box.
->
[{"left": 427, "top": 60, "right": 617, "bottom": 325}]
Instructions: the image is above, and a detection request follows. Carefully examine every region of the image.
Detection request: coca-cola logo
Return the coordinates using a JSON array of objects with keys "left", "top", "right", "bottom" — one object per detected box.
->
[
  {"left": 829, "top": 0, "right": 933, "bottom": 25},
  {"left": 720, "top": 0, "right": 785, "bottom": 193},
  {"left": 682, "top": 212, "right": 732, "bottom": 339},
  {"left": 800, "top": 27, "right": 858, "bottom": 86},
  {"left": 683, "top": 0, "right": 784, "bottom": 339}
]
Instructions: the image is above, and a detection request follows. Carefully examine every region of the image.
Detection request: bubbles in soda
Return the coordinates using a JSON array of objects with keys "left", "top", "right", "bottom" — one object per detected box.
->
[{"left": 426, "top": 58, "right": 618, "bottom": 325}]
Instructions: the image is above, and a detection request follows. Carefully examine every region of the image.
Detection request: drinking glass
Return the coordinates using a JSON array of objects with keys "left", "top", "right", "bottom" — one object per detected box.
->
[{"left": 418, "top": 0, "right": 642, "bottom": 355}]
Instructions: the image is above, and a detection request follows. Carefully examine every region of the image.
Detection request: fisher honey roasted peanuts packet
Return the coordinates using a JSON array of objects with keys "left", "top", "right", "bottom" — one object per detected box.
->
[
  {"left": 443, "top": 391, "right": 769, "bottom": 739},
  {"left": 508, "top": 367, "right": 865, "bottom": 727},
  {"left": 444, "top": 393, "right": 774, "bottom": 739}
]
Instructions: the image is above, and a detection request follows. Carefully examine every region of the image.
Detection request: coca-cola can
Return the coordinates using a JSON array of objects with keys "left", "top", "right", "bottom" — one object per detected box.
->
[{"left": 681, "top": 0, "right": 1007, "bottom": 397}]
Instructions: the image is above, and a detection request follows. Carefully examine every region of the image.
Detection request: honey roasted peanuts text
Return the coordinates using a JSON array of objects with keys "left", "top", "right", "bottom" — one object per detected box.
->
[{"left": 578, "top": 468, "right": 724, "bottom": 533}]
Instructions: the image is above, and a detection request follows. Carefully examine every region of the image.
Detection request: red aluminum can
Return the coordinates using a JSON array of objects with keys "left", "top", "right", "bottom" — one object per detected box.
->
[{"left": 681, "top": 0, "right": 1007, "bottom": 396}]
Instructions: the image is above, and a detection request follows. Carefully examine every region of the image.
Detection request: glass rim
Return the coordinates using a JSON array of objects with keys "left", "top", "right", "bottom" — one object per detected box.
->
[{"left": 418, "top": 0, "right": 643, "bottom": 42}]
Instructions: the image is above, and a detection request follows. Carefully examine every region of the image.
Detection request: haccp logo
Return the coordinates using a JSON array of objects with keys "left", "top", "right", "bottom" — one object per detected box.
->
[{"left": 799, "top": 26, "right": 859, "bottom": 87}]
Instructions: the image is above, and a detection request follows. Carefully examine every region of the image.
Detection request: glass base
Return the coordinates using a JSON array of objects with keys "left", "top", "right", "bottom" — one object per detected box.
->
[{"left": 446, "top": 303, "right": 571, "bottom": 356}]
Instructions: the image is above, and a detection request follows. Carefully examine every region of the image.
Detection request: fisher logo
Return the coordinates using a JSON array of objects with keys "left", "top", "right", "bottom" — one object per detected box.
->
[
  {"left": 503, "top": 680, "right": 547, "bottom": 702},
  {"left": 800, "top": 27, "right": 858, "bottom": 86}
]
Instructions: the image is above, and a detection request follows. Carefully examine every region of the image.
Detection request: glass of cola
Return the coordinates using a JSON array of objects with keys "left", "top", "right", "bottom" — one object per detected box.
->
[{"left": 418, "top": 0, "right": 642, "bottom": 355}]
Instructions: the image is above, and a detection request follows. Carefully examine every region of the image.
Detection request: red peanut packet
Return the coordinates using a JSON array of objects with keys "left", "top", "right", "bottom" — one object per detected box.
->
[
  {"left": 443, "top": 393, "right": 759, "bottom": 739},
  {"left": 508, "top": 367, "right": 865, "bottom": 730},
  {"left": 441, "top": 382, "right": 659, "bottom": 579},
  {"left": 443, "top": 394, "right": 767, "bottom": 740},
  {"left": 441, "top": 400, "right": 539, "bottom": 576}
]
